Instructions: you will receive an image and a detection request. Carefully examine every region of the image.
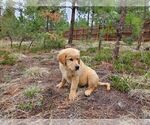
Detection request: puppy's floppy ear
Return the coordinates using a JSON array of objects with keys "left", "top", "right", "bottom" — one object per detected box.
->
[{"left": 57, "top": 52, "right": 66, "bottom": 65}]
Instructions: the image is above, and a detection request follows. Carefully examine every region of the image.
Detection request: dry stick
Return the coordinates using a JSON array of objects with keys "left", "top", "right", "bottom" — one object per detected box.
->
[
  {"left": 28, "top": 40, "right": 34, "bottom": 49},
  {"left": 19, "top": 38, "right": 24, "bottom": 49}
]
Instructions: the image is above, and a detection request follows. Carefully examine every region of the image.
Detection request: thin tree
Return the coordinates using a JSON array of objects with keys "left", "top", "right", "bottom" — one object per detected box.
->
[
  {"left": 68, "top": 0, "right": 77, "bottom": 45},
  {"left": 136, "top": 0, "right": 147, "bottom": 50},
  {"left": 113, "top": 0, "right": 127, "bottom": 60},
  {"left": 0, "top": 5, "right": 2, "bottom": 32}
]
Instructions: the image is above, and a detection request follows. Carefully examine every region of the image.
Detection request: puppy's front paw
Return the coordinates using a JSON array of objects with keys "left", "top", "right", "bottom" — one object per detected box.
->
[
  {"left": 56, "top": 82, "right": 63, "bottom": 89},
  {"left": 85, "top": 90, "right": 92, "bottom": 96},
  {"left": 69, "top": 92, "right": 77, "bottom": 101}
]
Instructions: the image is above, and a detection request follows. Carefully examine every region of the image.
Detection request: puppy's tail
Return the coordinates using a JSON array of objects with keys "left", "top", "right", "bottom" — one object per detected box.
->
[{"left": 98, "top": 82, "right": 110, "bottom": 91}]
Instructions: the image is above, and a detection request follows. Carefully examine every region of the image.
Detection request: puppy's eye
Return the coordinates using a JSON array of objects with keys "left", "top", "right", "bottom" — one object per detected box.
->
[{"left": 69, "top": 58, "right": 73, "bottom": 61}]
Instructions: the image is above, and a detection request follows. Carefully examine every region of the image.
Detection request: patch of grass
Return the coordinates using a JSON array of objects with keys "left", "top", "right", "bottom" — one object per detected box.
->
[
  {"left": 24, "top": 66, "right": 49, "bottom": 78},
  {"left": 87, "top": 47, "right": 97, "bottom": 53},
  {"left": 0, "top": 54, "right": 16, "bottom": 65},
  {"left": 0, "top": 50, "right": 18, "bottom": 65},
  {"left": 81, "top": 56, "right": 93, "bottom": 66},
  {"left": 110, "top": 75, "right": 138, "bottom": 92},
  {"left": 94, "top": 48, "right": 112, "bottom": 62},
  {"left": 24, "top": 86, "right": 41, "bottom": 98},
  {"left": 114, "top": 51, "right": 150, "bottom": 74},
  {"left": 113, "top": 61, "right": 133, "bottom": 73},
  {"left": 44, "top": 39, "right": 65, "bottom": 49},
  {"left": 81, "top": 47, "right": 97, "bottom": 56},
  {"left": 123, "top": 37, "right": 134, "bottom": 45},
  {"left": 18, "top": 102, "right": 33, "bottom": 110},
  {"left": 0, "top": 50, "right": 10, "bottom": 56}
]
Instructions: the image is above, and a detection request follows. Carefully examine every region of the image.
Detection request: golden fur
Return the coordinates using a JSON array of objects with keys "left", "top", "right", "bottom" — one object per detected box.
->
[{"left": 57, "top": 48, "right": 110, "bottom": 101}]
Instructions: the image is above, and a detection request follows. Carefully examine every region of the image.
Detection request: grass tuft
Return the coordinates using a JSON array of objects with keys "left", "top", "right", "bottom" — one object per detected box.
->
[
  {"left": 110, "top": 75, "right": 138, "bottom": 92},
  {"left": 24, "top": 86, "right": 41, "bottom": 98},
  {"left": 94, "top": 48, "right": 112, "bottom": 62},
  {"left": 24, "top": 66, "right": 49, "bottom": 78}
]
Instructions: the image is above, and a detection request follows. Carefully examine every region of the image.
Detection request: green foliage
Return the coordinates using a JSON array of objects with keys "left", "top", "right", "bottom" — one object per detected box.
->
[
  {"left": 18, "top": 102, "right": 33, "bottom": 110},
  {"left": 0, "top": 50, "right": 16, "bottom": 65},
  {"left": 94, "top": 48, "right": 112, "bottom": 62},
  {"left": 55, "top": 18, "right": 69, "bottom": 33},
  {"left": 0, "top": 50, "right": 10, "bottom": 56},
  {"left": 110, "top": 75, "right": 138, "bottom": 92},
  {"left": 81, "top": 48, "right": 149, "bottom": 75},
  {"left": 125, "top": 12, "right": 143, "bottom": 37},
  {"left": 75, "top": 18, "right": 88, "bottom": 28},
  {"left": 24, "top": 86, "right": 41, "bottom": 98},
  {"left": 42, "top": 32, "right": 65, "bottom": 50},
  {"left": 114, "top": 51, "right": 150, "bottom": 74},
  {"left": 1, "top": 15, "right": 19, "bottom": 39},
  {"left": 87, "top": 47, "right": 97, "bottom": 53},
  {"left": 122, "top": 37, "right": 134, "bottom": 45},
  {"left": 81, "top": 56, "right": 93, "bottom": 67},
  {"left": 110, "top": 76, "right": 130, "bottom": 92}
]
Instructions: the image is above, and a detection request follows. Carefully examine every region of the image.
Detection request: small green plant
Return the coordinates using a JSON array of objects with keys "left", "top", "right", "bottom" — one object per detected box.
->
[
  {"left": 114, "top": 51, "right": 149, "bottom": 74},
  {"left": 81, "top": 56, "right": 93, "bottom": 66},
  {"left": 0, "top": 54, "right": 16, "bottom": 65},
  {"left": 110, "top": 75, "right": 130, "bottom": 92},
  {"left": 94, "top": 48, "right": 112, "bottom": 62},
  {"left": 0, "top": 50, "right": 17, "bottom": 65},
  {"left": 87, "top": 47, "right": 97, "bottom": 53},
  {"left": 24, "top": 86, "right": 41, "bottom": 98},
  {"left": 110, "top": 75, "right": 138, "bottom": 92},
  {"left": 0, "top": 50, "right": 10, "bottom": 56},
  {"left": 122, "top": 37, "right": 134, "bottom": 45},
  {"left": 42, "top": 32, "right": 65, "bottom": 50},
  {"left": 18, "top": 102, "right": 33, "bottom": 110}
]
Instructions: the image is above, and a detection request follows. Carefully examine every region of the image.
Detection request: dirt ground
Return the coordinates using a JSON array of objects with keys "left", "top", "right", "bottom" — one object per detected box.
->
[{"left": 0, "top": 50, "right": 149, "bottom": 119}]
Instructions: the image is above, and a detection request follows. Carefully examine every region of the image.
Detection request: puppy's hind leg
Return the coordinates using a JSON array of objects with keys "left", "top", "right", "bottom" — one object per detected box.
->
[
  {"left": 98, "top": 82, "right": 110, "bottom": 91},
  {"left": 56, "top": 78, "right": 66, "bottom": 88}
]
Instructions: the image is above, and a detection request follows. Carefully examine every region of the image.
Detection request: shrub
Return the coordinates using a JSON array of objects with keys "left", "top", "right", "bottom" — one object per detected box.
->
[
  {"left": 94, "top": 48, "right": 112, "bottom": 62},
  {"left": 110, "top": 75, "right": 137, "bottom": 92},
  {"left": 42, "top": 32, "right": 65, "bottom": 50},
  {"left": 0, "top": 52, "right": 16, "bottom": 65}
]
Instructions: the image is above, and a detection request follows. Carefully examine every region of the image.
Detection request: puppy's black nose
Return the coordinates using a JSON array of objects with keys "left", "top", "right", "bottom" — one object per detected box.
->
[{"left": 75, "top": 65, "right": 79, "bottom": 70}]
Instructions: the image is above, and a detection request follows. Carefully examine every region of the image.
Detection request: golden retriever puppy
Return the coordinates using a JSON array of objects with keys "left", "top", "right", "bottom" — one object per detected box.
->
[{"left": 57, "top": 48, "right": 110, "bottom": 101}]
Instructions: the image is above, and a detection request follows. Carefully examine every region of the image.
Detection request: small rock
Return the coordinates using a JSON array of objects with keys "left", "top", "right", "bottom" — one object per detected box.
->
[{"left": 116, "top": 101, "right": 127, "bottom": 110}]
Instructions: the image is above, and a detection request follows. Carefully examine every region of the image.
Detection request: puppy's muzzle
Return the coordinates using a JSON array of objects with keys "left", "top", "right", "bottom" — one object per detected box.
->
[{"left": 75, "top": 65, "right": 80, "bottom": 70}]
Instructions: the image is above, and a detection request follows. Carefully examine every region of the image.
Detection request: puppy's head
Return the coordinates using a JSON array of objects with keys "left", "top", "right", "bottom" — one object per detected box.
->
[{"left": 57, "top": 48, "right": 80, "bottom": 71}]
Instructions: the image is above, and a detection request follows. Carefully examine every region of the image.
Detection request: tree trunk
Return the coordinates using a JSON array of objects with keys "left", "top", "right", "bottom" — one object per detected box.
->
[
  {"left": 46, "top": 16, "right": 49, "bottom": 32},
  {"left": 28, "top": 40, "right": 34, "bottom": 49},
  {"left": 98, "top": 24, "right": 102, "bottom": 50},
  {"left": 136, "top": 0, "right": 147, "bottom": 50},
  {"left": 0, "top": 6, "right": 2, "bottom": 32},
  {"left": 90, "top": 7, "right": 94, "bottom": 39},
  {"left": 19, "top": 38, "right": 24, "bottom": 49},
  {"left": 86, "top": 7, "right": 90, "bottom": 40},
  {"left": 113, "top": 0, "right": 126, "bottom": 60},
  {"left": 136, "top": 35, "right": 142, "bottom": 50},
  {"left": 68, "top": 0, "right": 76, "bottom": 45},
  {"left": 7, "top": 32, "right": 13, "bottom": 48}
]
